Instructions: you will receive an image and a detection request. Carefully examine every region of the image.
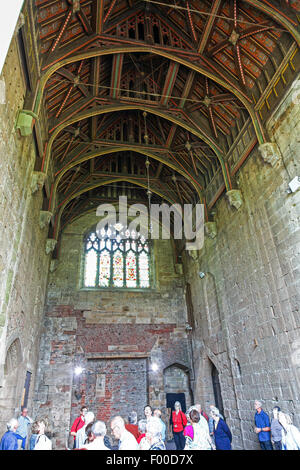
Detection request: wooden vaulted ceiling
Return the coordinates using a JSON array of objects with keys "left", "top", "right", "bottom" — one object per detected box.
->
[{"left": 31, "top": 0, "right": 300, "bottom": 240}]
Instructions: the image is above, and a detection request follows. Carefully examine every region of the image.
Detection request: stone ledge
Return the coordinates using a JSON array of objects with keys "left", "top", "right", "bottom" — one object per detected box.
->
[{"left": 85, "top": 352, "right": 150, "bottom": 360}]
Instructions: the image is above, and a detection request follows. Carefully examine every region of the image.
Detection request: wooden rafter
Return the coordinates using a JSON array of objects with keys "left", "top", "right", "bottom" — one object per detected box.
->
[
  {"left": 198, "top": 0, "right": 223, "bottom": 55},
  {"left": 110, "top": 54, "right": 124, "bottom": 99},
  {"left": 30, "top": 0, "right": 300, "bottom": 230},
  {"left": 160, "top": 62, "right": 180, "bottom": 106}
]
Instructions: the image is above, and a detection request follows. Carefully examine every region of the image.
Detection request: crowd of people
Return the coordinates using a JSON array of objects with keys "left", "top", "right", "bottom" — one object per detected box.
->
[
  {"left": 0, "top": 407, "right": 52, "bottom": 450},
  {"left": 1, "top": 400, "right": 300, "bottom": 450}
]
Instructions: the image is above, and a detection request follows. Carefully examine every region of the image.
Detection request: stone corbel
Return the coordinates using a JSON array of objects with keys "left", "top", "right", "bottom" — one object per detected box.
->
[
  {"left": 46, "top": 239, "right": 57, "bottom": 255},
  {"left": 50, "top": 260, "right": 58, "bottom": 273},
  {"left": 31, "top": 172, "right": 46, "bottom": 194},
  {"left": 15, "top": 110, "right": 38, "bottom": 136},
  {"left": 204, "top": 222, "right": 217, "bottom": 239},
  {"left": 226, "top": 189, "right": 243, "bottom": 210},
  {"left": 39, "top": 211, "right": 52, "bottom": 229},
  {"left": 258, "top": 142, "right": 280, "bottom": 167}
]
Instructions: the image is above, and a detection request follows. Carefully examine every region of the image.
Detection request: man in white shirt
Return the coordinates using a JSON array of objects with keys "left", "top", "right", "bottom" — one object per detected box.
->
[
  {"left": 83, "top": 421, "right": 110, "bottom": 450},
  {"left": 111, "top": 416, "right": 139, "bottom": 450}
]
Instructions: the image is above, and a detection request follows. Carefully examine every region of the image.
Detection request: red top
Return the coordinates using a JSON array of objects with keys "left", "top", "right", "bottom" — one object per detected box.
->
[
  {"left": 70, "top": 416, "right": 85, "bottom": 439},
  {"left": 137, "top": 433, "right": 146, "bottom": 444},
  {"left": 125, "top": 424, "right": 139, "bottom": 440},
  {"left": 172, "top": 410, "right": 187, "bottom": 433},
  {"left": 201, "top": 411, "right": 209, "bottom": 421}
]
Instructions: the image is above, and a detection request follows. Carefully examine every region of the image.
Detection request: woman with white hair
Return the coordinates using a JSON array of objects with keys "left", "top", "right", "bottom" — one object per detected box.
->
[
  {"left": 279, "top": 412, "right": 300, "bottom": 450},
  {"left": 82, "top": 421, "right": 110, "bottom": 450},
  {"left": 210, "top": 406, "right": 232, "bottom": 450},
  {"left": 146, "top": 417, "right": 166, "bottom": 450},
  {"left": 75, "top": 411, "right": 94, "bottom": 449},
  {"left": 0, "top": 418, "right": 19, "bottom": 450},
  {"left": 172, "top": 401, "right": 187, "bottom": 450}
]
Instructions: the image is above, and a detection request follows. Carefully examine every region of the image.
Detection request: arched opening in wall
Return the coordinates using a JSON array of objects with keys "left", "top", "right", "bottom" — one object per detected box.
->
[
  {"left": 163, "top": 363, "right": 193, "bottom": 437},
  {"left": 2, "top": 338, "right": 24, "bottom": 425},
  {"left": 211, "top": 361, "right": 224, "bottom": 418},
  {"left": 4, "top": 338, "right": 22, "bottom": 377}
]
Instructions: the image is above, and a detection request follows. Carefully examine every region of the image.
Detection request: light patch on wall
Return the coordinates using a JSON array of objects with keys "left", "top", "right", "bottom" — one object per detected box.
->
[
  {"left": 108, "top": 345, "right": 139, "bottom": 352},
  {"left": 96, "top": 374, "right": 106, "bottom": 397},
  {"left": 291, "top": 339, "right": 300, "bottom": 367},
  {"left": 0, "top": 80, "right": 5, "bottom": 104},
  {"left": 0, "top": 0, "right": 24, "bottom": 74}
]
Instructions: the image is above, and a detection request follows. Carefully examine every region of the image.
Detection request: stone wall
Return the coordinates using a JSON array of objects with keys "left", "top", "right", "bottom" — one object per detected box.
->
[
  {"left": 46, "top": 212, "right": 186, "bottom": 324},
  {"left": 33, "top": 212, "right": 191, "bottom": 448},
  {"left": 182, "top": 76, "right": 300, "bottom": 450},
  {"left": 0, "top": 19, "right": 50, "bottom": 433}
]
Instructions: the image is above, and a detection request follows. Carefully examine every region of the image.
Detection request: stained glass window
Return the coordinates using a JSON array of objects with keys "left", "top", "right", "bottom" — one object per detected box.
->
[{"left": 83, "top": 224, "right": 151, "bottom": 288}]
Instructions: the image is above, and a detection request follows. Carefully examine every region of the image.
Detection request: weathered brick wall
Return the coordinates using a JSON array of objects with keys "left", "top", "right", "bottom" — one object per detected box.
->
[
  {"left": 182, "top": 77, "right": 300, "bottom": 450},
  {"left": 0, "top": 25, "right": 50, "bottom": 433},
  {"left": 83, "top": 358, "right": 148, "bottom": 423},
  {"left": 33, "top": 212, "right": 191, "bottom": 448}
]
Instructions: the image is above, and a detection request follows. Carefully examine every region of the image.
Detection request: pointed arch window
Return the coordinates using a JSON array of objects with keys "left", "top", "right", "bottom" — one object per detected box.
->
[{"left": 83, "top": 224, "right": 151, "bottom": 289}]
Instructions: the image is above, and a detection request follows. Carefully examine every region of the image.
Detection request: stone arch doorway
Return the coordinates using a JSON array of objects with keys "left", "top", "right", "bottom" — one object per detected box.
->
[
  {"left": 1, "top": 337, "right": 24, "bottom": 428},
  {"left": 163, "top": 363, "right": 193, "bottom": 439},
  {"left": 211, "top": 361, "right": 224, "bottom": 418}
]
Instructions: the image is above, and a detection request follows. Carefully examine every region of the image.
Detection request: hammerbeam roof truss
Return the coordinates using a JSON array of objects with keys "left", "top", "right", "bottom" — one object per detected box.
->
[{"left": 30, "top": 0, "right": 300, "bottom": 241}]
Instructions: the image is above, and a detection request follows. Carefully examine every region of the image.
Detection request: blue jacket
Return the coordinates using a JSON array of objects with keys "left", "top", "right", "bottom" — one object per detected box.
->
[
  {"left": 29, "top": 434, "right": 38, "bottom": 450},
  {"left": 254, "top": 410, "right": 271, "bottom": 442},
  {"left": 0, "top": 431, "right": 19, "bottom": 450},
  {"left": 214, "top": 419, "right": 232, "bottom": 450}
]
